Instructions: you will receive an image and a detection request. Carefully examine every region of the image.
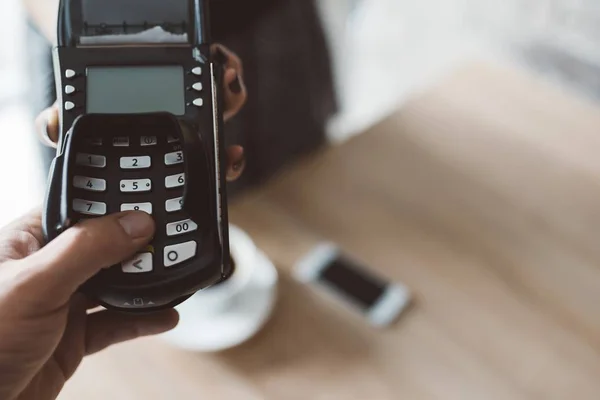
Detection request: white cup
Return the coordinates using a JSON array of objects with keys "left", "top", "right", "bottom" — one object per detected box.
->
[
  {"left": 160, "top": 225, "right": 278, "bottom": 352},
  {"left": 186, "top": 225, "right": 258, "bottom": 313}
]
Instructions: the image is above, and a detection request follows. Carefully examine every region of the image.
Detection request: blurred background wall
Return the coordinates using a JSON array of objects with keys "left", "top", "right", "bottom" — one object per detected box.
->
[
  {"left": 467, "top": 0, "right": 600, "bottom": 101},
  {"left": 0, "top": 0, "right": 44, "bottom": 227},
  {"left": 0, "top": 0, "right": 599, "bottom": 225},
  {"left": 319, "top": 0, "right": 600, "bottom": 139}
]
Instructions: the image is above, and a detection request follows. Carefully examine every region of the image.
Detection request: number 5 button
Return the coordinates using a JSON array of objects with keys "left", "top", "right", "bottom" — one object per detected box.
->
[
  {"left": 166, "top": 219, "right": 198, "bottom": 237},
  {"left": 120, "top": 156, "right": 151, "bottom": 169},
  {"left": 121, "top": 179, "right": 152, "bottom": 192}
]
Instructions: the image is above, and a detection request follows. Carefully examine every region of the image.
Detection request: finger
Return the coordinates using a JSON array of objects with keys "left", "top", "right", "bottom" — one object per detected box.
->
[
  {"left": 18, "top": 211, "right": 155, "bottom": 309},
  {"left": 212, "top": 44, "right": 247, "bottom": 121},
  {"left": 223, "top": 67, "right": 247, "bottom": 121},
  {"left": 0, "top": 208, "right": 45, "bottom": 262},
  {"left": 52, "top": 294, "right": 88, "bottom": 379},
  {"left": 35, "top": 102, "right": 59, "bottom": 148},
  {"left": 212, "top": 43, "right": 243, "bottom": 76},
  {"left": 85, "top": 309, "right": 179, "bottom": 355},
  {"left": 226, "top": 145, "right": 245, "bottom": 181}
]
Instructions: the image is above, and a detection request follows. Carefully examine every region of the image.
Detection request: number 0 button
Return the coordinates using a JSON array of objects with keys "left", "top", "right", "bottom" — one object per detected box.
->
[
  {"left": 120, "top": 179, "right": 152, "bottom": 193},
  {"left": 166, "top": 219, "right": 198, "bottom": 237},
  {"left": 120, "top": 156, "right": 151, "bottom": 169},
  {"left": 164, "top": 241, "right": 197, "bottom": 268}
]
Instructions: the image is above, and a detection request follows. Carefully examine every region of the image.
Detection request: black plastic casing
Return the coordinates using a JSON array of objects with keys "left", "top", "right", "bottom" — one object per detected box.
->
[{"left": 42, "top": 0, "right": 232, "bottom": 312}]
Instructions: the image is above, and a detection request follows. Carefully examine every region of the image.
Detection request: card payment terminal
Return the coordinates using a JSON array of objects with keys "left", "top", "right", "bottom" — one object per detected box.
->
[{"left": 42, "top": 0, "right": 232, "bottom": 312}]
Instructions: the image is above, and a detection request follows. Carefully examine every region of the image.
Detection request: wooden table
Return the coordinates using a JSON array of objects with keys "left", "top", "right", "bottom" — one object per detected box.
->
[{"left": 59, "top": 61, "right": 600, "bottom": 399}]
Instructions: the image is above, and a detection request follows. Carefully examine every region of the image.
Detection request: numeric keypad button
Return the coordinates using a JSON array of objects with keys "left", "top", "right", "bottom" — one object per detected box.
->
[
  {"left": 113, "top": 137, "right": 129, "bottom": 147},
  {"left": 165, "top": 197, "right": 183, "bottom": 212},
  {"left": 73, "top": 176, "right": 106, "bottom": 192},
  {"left": 141, "top": 136, "right": 157, "bottom": 146},
  {"left": 164, "top": 151, "right": 183, "bottom": 165},
  {"left": 166, "top": 219, "right": 198, "bottom": 237},
  {"left": 75, "top": 153, "right": 106, "bottom": 168},
  {"left": 121, "top": 202, "right": 153, "bottom": 214},
  {"left": 165, "top": 173, "right": 185, "bottom": 189},
  {"left": 120, "top": 156, "right": 151, "bottom": 169},
  {"left": 164, "top": 241, "right": 197, "bottom": 268},
  {"left": 73, "top": 199, "right": 107, "bottom": 215},
  {"left": 120, "top": 179, "right": 152, "bottom": 193},
  {"left": 122, "top": 253, "right": 153, "bottom": 274},
  {"left": 88, "top": 138, "right": 103, "bottom": 146}
]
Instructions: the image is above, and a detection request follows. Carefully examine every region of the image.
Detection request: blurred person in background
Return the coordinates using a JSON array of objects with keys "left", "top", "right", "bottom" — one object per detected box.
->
[{"left": 22, "top": 0, "right": 337, "bottom": 196}]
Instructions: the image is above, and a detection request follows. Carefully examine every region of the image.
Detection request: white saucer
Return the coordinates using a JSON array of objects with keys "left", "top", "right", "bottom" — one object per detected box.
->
[{"left": 160, "top": 227, "right": 278, "bottom": 352}]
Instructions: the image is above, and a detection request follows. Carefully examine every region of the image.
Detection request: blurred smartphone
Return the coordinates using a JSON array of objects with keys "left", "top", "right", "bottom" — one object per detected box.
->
[{"left": 294, "top": 243, "right": 411, "bottom": 327}]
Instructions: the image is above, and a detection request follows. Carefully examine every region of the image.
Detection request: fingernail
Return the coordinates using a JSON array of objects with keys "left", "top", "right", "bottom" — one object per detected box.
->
[
  {"left": 39, "top": 112, "right": 56, "bottom": 148},
  {"left": 229, "top": 74, "right": 242, "bottom": 94},
  {"left": 232, "top": 156, "right": 245, "bottom": 172},
  {"left": 118, "top": 212, "right": 154, "bottom": 239}
]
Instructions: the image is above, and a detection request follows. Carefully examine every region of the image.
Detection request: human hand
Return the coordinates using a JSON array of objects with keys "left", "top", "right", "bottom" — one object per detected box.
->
[
  {"left": 35, "top": 43, "right": 248, "bottom": 181},
  {"left": 0, "top": 209, "right": 171, "bottom": 400}
]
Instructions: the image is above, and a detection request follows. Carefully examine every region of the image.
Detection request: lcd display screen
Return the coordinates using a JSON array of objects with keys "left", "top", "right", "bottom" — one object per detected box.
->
[{"left": 86, "top": 66, "right": 185, "bottom": 115}]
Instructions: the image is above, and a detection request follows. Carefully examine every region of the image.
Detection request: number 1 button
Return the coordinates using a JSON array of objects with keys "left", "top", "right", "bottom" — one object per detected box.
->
[
  {"left": 76, "top": 153, "right": 106, "bottom": 168},
  {"left": 120, "top": 156, "right": 151, "bottom": 169}
]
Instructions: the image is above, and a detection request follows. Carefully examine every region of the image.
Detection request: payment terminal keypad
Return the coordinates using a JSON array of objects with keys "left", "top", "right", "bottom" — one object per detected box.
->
[{"left": 70, "top": 132, "right": 200, "bottom": 275}]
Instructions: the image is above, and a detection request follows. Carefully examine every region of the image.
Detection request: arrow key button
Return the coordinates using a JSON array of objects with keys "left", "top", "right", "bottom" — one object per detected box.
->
[{"left": 122, "top": 253, "right": 153, "bottom": 274}]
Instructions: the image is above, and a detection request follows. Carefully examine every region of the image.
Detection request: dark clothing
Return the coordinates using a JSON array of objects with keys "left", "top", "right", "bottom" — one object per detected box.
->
[{"left": 26, "top": 0, "right": 336, "bottom": 196}]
